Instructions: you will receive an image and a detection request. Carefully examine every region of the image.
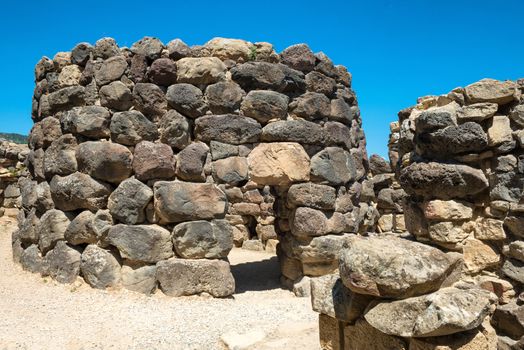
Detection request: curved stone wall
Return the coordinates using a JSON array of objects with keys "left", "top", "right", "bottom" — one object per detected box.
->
[{"left": 15, "top": 37, "right": 369, "bottom": 297}]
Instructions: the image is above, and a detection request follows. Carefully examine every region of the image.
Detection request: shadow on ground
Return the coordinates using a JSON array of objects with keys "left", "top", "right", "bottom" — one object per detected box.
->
[{"left": 230, "top": 256, "right": 283, "bottom": 293}]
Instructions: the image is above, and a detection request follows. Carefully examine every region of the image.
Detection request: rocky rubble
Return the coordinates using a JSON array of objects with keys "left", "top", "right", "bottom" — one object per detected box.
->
[
  {"left": 312, "top": 78, "right": 524, "bottom": 349},
  {"left": 16, "top": 37, "right": 369, "bottom": 298}
]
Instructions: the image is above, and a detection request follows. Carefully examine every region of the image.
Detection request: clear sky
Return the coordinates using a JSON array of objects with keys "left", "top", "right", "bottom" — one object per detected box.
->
[{"left": 1, "top": 0, "right": 523, "bottom": 157}]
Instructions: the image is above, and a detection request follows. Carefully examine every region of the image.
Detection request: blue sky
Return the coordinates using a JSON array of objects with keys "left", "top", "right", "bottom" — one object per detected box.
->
[{"left": 1, "top": 0, "right": 523, "bottom": 157}]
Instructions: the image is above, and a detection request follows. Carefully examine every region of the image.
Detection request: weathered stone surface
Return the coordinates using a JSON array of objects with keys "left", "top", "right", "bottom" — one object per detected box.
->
[
  {"left": 290, "top": 92, "right": 330, "bottom": 120},
  {"left": 99, "top": 81, "right": 133, "bottom": 111},
  {"left": 465, "top": 79, "right": 518, "bottom": 104},
  {"left": 110, "top": 110, "right": 158, "bottom": 146},
  {"left": 330, "top": 98, "right": 358, "bottom": 123},
  {"left": 43, "top": 134, "right": 78, "bottom": 179},
  {"left": 344, "top": 319, "right": 407, "bottom": 350},
  {"left": 173, "top": 219, "right": 233, "bottom": 259},
  {"left": 409, "top": 322, "right": 498, "bottom": 350},
  {"left": 400, "top": 162, "right": 489, "bottom": 199},
  {"left": 147, "top": 58, "right": 177, "bottom": 86},
  {"left": 306, "top": 71, "right": 337, "bottom": 96},
  {"left": 310, "top": 147, "right": 356, "bottom": 185},
  {"left": 165, "top": 83, "right": 207, "bottom": 118},
  {"left": 508, "top": 241, "right": 524, "bottom": 262},
  {"left": 502, "top": 258, "right": 524, "bottom": 284},
  {"left": 132, "top": 141, "right": 175, "bottom": 181},
  {"left": 311, "top": 273, "right": 373, "bottom": 323},
  {"left": 291, "top": 207, "right": 346, "bottom": 237},
  {"left": 71, "top": 42, "right": 92, "bottom": 66},
  {"left": 156, "top": 258, "right": 235, "bottom": 297},
  {"left": 159, "top": 110, "right": 191, "bottom": 150},
  {"left": 261, "top": 120, "right": 325, "bottom": 144},
  {"left": 204, "top": 37, "right": 252, "bottom": 61},
  {"left": 76, "top": 141, "right": 133, "bottom": 183},
  {"left": 20, "top": 245, "right": 47, "bottom": 274},
  {"left": 64, "top": 106, "right": 112, "bottom": 138},
  {"left": 364, "top": 287, "right": 494, "bottom": 337},
  {"left": 230, "top": 62, "right": 285, "bottom": 91},
  {"left": 205, "top": 81, "right": 245, "bottom": 114},
  {"left": 417, "top": 122, "right": 488, "bottom": 157},
  {"left": 175, "top": 141, "right": 209, "bottom": 181},
  {"left": 240, "top": 90, "right": 288, "bottom": 123},
  {"left": 45, "top": 241, "right": 81, "bottom": 283},
  {"left": 510, "top": 104, "right": 524, "bottom": 127},
  {"left": 50, "top": 172, "right": 112, "bottom": 211},
  {"left": 428, "top": 221, "right": 470, "bottom": 246},
  {"left": 64, "top": 210, "right": 111, "bottom": 245},
  {"left": 130, "top": 37, "right": 163, "bottom": 60},
  {"left": 318, "top": 314, "right": 342, "bottom": 350},
  {"left": 473, "top": 217, "right": 506, "bottom": 240},
  {"left": 132, "top": 83, "right": 167, "bottom": 118},
  {"left": 492, "top": 302, "right": 524, "bottom": 340},
  {"left": 95, "top": 55, "right": 127, "bottom": 86},
  {"left": 153, "top": 181, "right": 227, "bottom": 223},
  {"left": 463, "top": 238, "right": 500, "bottom": 274},
  {"left": 27, "top": 148, "right": 45, "bottom": 180},
  {"left": 369, "top": 154, "right": 391, "bottom": 175},
  {"left": 422, "top": 199, "right": 474, "bottom": 221},
  {"left": 176, "top": 57, "right": 226, "bottom": 85},
  {"left": 81, "top": 245, "right": 121, "bottom": 289},
  {"left": 339, "top": 235, "right": 461, "bottom": 298},
  {"left": 287, "top": 183, "right": 336, "bottom": 210},
  {"left": 247, "top": 142, "right": 310, "bottom": 185},
  {"left": 194, "top": 114, "right": 261, "bottom": 144},
  {"left": 121, "top": 263, "right": 157, "bottom": 295},
  {"left": 57, "top": 65, "right": 82, "bottom": 88},
  {"left": 38, "top": 209, "right": 71, "bottom": 254},
  {"left": 416, "top": 104, "right": 458, "bottom": 133},
  {"left": 167, "top": 39, "right": 191, "bottom": 60},
  {"left": 93, "top": 37, "right": 119, "bottom": 59},
  {"left": 20, "top": 179, "right": 54, "bottom": 214},
  {"left": 488, "top": 115, "right": 513, "bottom": 146},
  {"left": 107, "top": 224, "right": 173, "bottom": 263},
  {"left": 108, "top": 178, "right": 153, "bottom": 225},
  {"left": 18, "top": 209, "right": 40, "bottom": 244},
  {"left": 457, "top": 102, "right": 498, "bottom": 121},
  {"left": 41, "top": 86, "right": 85, "bottom": 116},
  {"left": 212, "top": 156, "right": 248, "bottom": 185},
  {"left": 29, "top": 117, "right": 62, "bottom": 149},
  {"left": 280, "top": 44, "right": 316, "bottom": 72}
]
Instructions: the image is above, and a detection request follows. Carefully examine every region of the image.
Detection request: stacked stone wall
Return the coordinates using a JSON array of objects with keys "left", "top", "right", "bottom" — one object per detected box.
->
[
  {"left": 0, "top": 141, "right": 28, "bottom": 218},
  {"left": 311, "top": 78, "right": 524, "bottom": 350},
  {"left": 15, "top": 36, "right": 370, "bottom": 297}
]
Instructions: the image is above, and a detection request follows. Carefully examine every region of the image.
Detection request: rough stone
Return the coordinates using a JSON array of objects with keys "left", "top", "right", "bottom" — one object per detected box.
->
[
  {"left": 172, "top": 219, "right": 233, "bottom": 259},
  {"left": 230, "top": 62, "right": 285, "bottom": 91},
  {"left": 49, "top": 172, "right": 112, "bottom": 211},
  {"left": 457, "top": 103, "right": 498, "bottom": 121},
  {"left": 110, "top": 110, "right": 159, "bottom": 146},
  {"left": 280, "top": 44, "right": 316, "bottom": 72},
  {"left": 261, "top": 120, "right": 325, "bottom": 144},
  {"left": 465, "top": 79, "right": 518, "bottom": 104},
  {"left": 240, "top": 90, "right": 288, "bottom": 123},
  {"left": 176, "top": 57, "right": 227, "bottom": 85},
  {"left": 108, "top": 178, "right": 153, "bottom": 225},
  {"left": 147, "top": 58, "right": 177, "bottom": 86},
  {"left": 175, "top": 142, "right": 209, "bottom": 181},
  {"left": 290, "top": 92, "right": 330, "bottom": 120},
  {"left": 99, "top": 81, "right": 133, "bottom": 111},
  {"left": 121, "top": 263, "right": 157, "bottom": 295},
  {"left": 158, "top": 110, "right": 191, "bottom": 150},
  {"left": 80, "top": 245, "right": 121, "bottom": 289},
  {"left": 165, "top": 83, "right": 207, "bottom": 118},
  {"left": 422, "top": 200, "right": 474, "bottom": 221},
  {"left": 195, "top": 114, "right": 261, "bottom": 145},
  {"left": 64, "top": 106, "right": 112, "bottom": 138},
  {"left": 212, "top": 156, "right": 249, "bottom": 185},
  {"left": 310, "top": 147, "right": 356, "bottom": 185},
  {"left": 37, "top": 209, "right": 71, "bottom": 254},
  {"left": 132, "top": 141, "right": 175, "bottom": 181},
  {"left": 130, "top": 37, "right": 164, "bottom": 60},
  {"left": 95, "top": 55, "right": 127, "bottom": 86},
  {"left": 287, "top": 183, "right": 336, "bottom": 210},
  {"left": 344, "top": 319, "right": 407, "bottom": 350},
  {"left": 76, "top": 141, "right": 133, "bottom": 183},
  {"left": 205, "top": 81, "right": 245, "bottom": 114},
  {"left": 43, "top": 134, "right": 78, "bottom": 179},
  {"left": 45, "top": 241, "right": 81, "bottom": 283}
]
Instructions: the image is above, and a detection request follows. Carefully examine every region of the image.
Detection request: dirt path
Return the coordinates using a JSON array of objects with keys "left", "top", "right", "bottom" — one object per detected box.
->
[{"left": 0, "top": 217, "right": 319, "bottom": 350}]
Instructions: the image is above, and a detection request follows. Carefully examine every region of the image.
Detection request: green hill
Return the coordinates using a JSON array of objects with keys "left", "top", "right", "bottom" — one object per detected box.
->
[{"left": 0, "top": 133, "right": 28, "bottom": 144}]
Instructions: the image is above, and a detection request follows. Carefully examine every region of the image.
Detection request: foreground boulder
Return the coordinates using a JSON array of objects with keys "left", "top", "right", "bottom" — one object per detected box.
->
[
  {"left": 50, "top": 172, "right": 112, "bottom": 211},
  {"left": 80, "top": 245, "right": 121, "bottom": 289},
  {"left": 45, "top": 241, "right": 81, "bottom": 283},
  {"left": 76, "top": 141, "right": 133, "bottom": 183},
  {"left": 107, "top": 224, "right": 173, "bottom": 263},
  {"left": 156, "top": 258, "right": 235, "bottom": 297},
  {"left": 364, "top": 287, "right": 495, "bottom": 337},
  {"left": 172, "top": 220, "right": 233, "bottom": 259},
  {"left": 339, "top": 235, "right": 461, "bottom": 298},
  {"left": 107, "top": 178, "right": 153, "bottom": 225}
]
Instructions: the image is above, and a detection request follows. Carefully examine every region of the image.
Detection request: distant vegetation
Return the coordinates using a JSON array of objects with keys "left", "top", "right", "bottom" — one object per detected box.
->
[{"left": 0, "top": 132, "right": 28, "bottom": 144}]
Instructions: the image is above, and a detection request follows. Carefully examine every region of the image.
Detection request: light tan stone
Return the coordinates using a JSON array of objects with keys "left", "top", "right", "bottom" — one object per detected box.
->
[
  {"left": 487, "top": 115, "right": 512, "bottom": 146},
  {"left": 462, "top": 238, "right": 500, "bottom": 274},
  {"left": 428, "top": 221, "right": 470, "bottom": 246},
  {"left": 344, "top": 319, "right": 407, "bottom": 350},
  {"left": 58, "top": 65, "right": 82, "bottom": 87},
  {"left": 457, "top": 103, "right": 498, "bottom": 121},
  {"left": 394, "top": 214, "right": 406, "bottom": 232},
  {"left": 319, "top": 314, "right": 341, "bottom": 350},
  {"left": 378, "top": 214, "right": 393, "bottom": 232},
  {"left": 176, "top": 57, "right": 227, "bottom": 85},
  {"left": 473, "top": 218, "right": 506, "bottom": 240},
  {"left": 247, "top": 142, "right": 310, "bottom": 186},
  {"left": 423, "top": 200, "right": 474, "bottom": 221},
  {"left": 464, "top": 79, "right": 519, "bottom": 104},
  {"left": 204, "top": 37, "right": 253, "bottom": 61}
]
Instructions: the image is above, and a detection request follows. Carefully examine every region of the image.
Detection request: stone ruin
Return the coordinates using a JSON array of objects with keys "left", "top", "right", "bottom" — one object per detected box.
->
[
  {"left": 0, "top": 141, "right": 28, "bottom": 218},
  {"left": 14, "top": 37, "right": 370, "bottom": 297},
  {"left": 7, "top": 34, "right": 524, "bottom": 349},
  {"left": 312, "top": 79, "right": 524, "bottom": 349}
]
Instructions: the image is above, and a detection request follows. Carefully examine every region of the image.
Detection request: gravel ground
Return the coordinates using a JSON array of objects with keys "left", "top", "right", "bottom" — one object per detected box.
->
[{"left": 0, "top": 217, "right": 319, "bottom": 350}]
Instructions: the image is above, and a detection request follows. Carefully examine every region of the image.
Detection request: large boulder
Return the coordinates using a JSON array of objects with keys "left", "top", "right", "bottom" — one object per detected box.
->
[
  {"left": 165, "top": 83, "right": 208, "bottom": 118},
  {"left": 94, "top": 55, "right": 127, "bottom": 85},
  {"left": 50, "top": 172, "right": 112, "bottom": 211},
  {"left": 80, "top": 245, "right": 121, "bottom": 289},
  {"left": 176, "top": 57, "right": 227, "bottom": 85},
  {"left": 29, "top": 117, "right": 62, "bottom": 149},
  {"left": 400, "top": 162, "right": 489, "bottom": 199},
  {"left": 344, "top": 319, "right": 407, "bottom": 350},
  {"left": 99, "top": 81, "right": 133, "bottom": 111},
  {"left": 287, "top": 183, "right": 336, "bottom": 210},
  {"left": 43, "top": 134, "right": 78, "bottom": 179},
  {"left": 464, "top": 79, "right": 519, "bottom": 104},
  {"left": 247, "top": 142, "right": 310, "bottom": 185},
  {"left": 107, "top": 224, "right": 173, "bottom": 263},
  {"left": 204, "top": 37, "right": 252, "bottom": 61},
  {"left": 37, "top": 209, "right": 71, "bottom": 254},
  {"left": 194, "top": 114, "right": 261, "bottom": 145},
  {"left": 20, "top": 179, "right": 54, "bottom": 215},
  {"left": 156, "top": 258, "right": 235, "bottom": 297},
  {"left": 492, "top": 301, "right": 524, "bottom": 340},
  {"left": 175, "top": 142, "right": 208, "bottom": 181},
  {"left": 132, "top": 141, "right": 175, "bottom": 181},
  {"left": 172, "top": 219, "right": 233, "bottom": 259},
  {"left": 63, "top": 106, "right": 112, "bottom": 138},
  {"left": 158, "top": 110, "right": 191, "bottom": 150},
  {"left": 261, "top": 120, "right": 325, "bottom": 144},
  {"left": 280, "top": 44, "right": 316, "bottom": 72},
  {"left": 310, "top": 147, "right": 357, "bottom": 185},
  {"left": 76, "top": 141, "right": 133, "bottom": 183},
  {"left": 205, "top": 81, "right": 245, "bottom": 114},
  {"left": 153, "top": 181, "right": 227, "bottom": 223},
  {"left": 64, "top": 210, "right": 112, "bottom": 245},
  {"left": 211, "top": 156, "right": 249, "bottom": 185},
  {"left": 364, "top": 287, "right": 495, "bottom": 337},
  {"left": 45, "top": 241, "right": 81, "bottom": 283},
  {"left": 230, "top": 62, "right": 286, "bottom": 91},
  {"left": 108, "top": 178, "right": 153, "bottom": 225},
  {"left": 130, "top": 37, "right": 163, "bottom": 60},
  {"left": 339, "top": 235, "right": 461, "bottom": 298},
  {"left": 147, "top": 58, "right": 177, "bottom": 86},
  {"left": 121, "top": 263, "right": 157, "bottom": 295},
  {"left": 132, "top": 83, "right": 167, "bottom": 118},
  {"left": 240, "top": 90, "right": 288, "bottom": 123},
  {"left": 290, "top": 92, "right": 331, "bottom": 120},
  {"left": 110, "top": 110, "right": 159, "bottom": 146}
]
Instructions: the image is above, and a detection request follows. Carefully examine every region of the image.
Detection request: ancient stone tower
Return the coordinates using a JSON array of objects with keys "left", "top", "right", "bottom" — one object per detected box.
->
[{"left": 15, "top": 37, "right": 370, "bottom": 296}]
